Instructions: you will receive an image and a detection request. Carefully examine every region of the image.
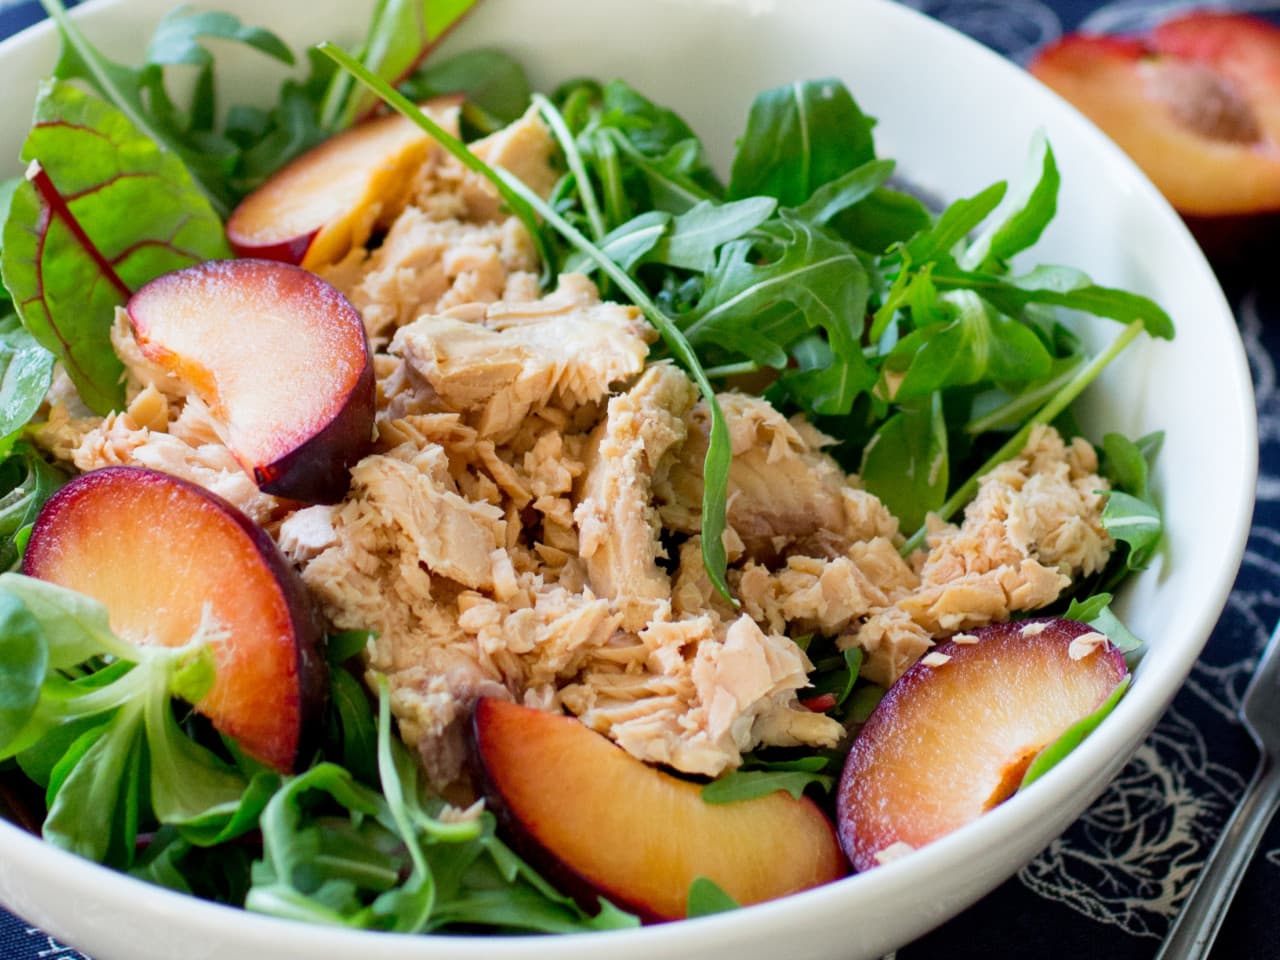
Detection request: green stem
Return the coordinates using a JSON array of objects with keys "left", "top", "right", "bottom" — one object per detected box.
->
[
  {"left": 497, "top": 170, "right": 735, "bottom": 603},
  {"left": 323, "top": 42, "right": 735, "bottom": 603},
  {"left": 703, "top": 360, "right": 760, "bottom": 379},
  {"left": 532, "top": 93, "right": 607, "bottom": 242},
  {"left": 900, "top": 319, "right": 1144, "bottom": 555}
]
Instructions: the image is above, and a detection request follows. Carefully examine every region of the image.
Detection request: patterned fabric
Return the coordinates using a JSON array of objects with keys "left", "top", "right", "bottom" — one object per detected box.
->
[{"left": 1, "top": 1, "right": 1277, "bottom": 958}]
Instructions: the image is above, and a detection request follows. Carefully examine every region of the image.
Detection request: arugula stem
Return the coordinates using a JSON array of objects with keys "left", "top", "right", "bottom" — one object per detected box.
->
[
  {"left": 963, "top": 354, "right": 1084, "bottom": 435},
  {"left": 496, "top": 169, "right": 736, "bottom": 602},
  {"left": 323, "top": 44, "right": 736, "bottom": 602},
  {"left": 606, "top": 128, "right": 717, "bottom": 207},
  {"left": 532, "top": 94, "right": 606, "bottom": 242},
  {"left": 37, "top": 0, "right": 228, "bottom": 218},
  {"left": 317, "top": 43, "right": 555, "bottom": 282},
  {"left": 703, "top": 360, "right": 760, "bottom": 379},
  {"left": 900, "top": 318, "right": 1144, "bottom": 555}
]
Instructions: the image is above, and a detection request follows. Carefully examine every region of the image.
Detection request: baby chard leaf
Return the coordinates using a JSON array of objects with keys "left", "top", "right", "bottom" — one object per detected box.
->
[
  {"left": 41, "top": 0, "right": 297, "bottom": 215},
  {"left": 1, "top": 80, "right": 231, "bottom": 414}
]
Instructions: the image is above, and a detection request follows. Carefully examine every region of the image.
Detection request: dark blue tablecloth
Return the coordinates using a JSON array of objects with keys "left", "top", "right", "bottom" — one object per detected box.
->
[{"left": 1, "top": 1, "right": 1278, "bottom": 958}]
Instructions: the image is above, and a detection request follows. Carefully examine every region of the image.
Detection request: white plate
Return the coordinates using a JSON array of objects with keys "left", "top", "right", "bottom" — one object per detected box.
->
[{"left": 0, "top": 1, "right": 1257, "bottom": 959}]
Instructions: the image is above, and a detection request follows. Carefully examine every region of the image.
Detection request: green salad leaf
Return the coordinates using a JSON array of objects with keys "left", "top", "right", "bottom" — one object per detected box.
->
[
  {"left": 39, "top": 0, "right": 296, "bottom": 216},
  {"left": 320, "top": 0, "right": 481, "bottom": 131},
  {"left": 0, "top": 574, "right": 248, "bottom": 866},
  {"left": 1019, "top": 674, "right": 1130, "bottom": 791},
  {"left": 686, "top": 877, "right": 740, "bottom": 918},
  {"left": 2, "top": 79, "right": 231, "bottom": 413},
  {"left": 701, "top": 766, "right": 834, "bottom": 804}
]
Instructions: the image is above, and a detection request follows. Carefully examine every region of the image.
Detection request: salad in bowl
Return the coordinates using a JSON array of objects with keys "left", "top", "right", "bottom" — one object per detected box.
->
[{"left": 0, "top": 0, "right": 1256, "bottom": 958}]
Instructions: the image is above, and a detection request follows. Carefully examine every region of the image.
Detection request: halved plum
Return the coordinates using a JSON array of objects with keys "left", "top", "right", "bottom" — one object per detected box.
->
[
  {"left": 470, "top": 698, "right": 846, "bottom": 922},
  {"left": 23, "top": 466, "right": 326, "bottom": 772},
  {"left": 836, "top": 619, "right": 1128, "bottom": 872},
  {"left": 126, "top": 259, "right": 374, "bottom": 504},
  {"left": 1031, "top": 14, "right": 1280, "bottom": 219},
  {"left": 225, "top": 102, "right": 457, "bottom": 269}
]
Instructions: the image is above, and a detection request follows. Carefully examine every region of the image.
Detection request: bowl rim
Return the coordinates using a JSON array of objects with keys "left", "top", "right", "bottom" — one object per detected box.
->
[{"left": 0, "top": 0, "right": 1258, "bottom": 956}]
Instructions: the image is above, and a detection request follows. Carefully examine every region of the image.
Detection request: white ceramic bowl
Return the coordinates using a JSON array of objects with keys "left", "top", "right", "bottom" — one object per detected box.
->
[{"left": 0, "top": 1, "right": 1258, "bottom": 958}]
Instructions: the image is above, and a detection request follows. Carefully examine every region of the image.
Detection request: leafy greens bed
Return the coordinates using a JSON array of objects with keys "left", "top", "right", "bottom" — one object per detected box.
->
[{"left": 0, "top": 0, "right": 1168, "bottom": 934}]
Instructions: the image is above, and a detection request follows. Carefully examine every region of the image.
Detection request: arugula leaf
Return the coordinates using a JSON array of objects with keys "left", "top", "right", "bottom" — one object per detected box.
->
[
  {"left": 146, "top": 7, "right": 293, "bottom": 68},
  {"left": 903, "top": 181, "right": 1006, "bottom": 264},
  {"left": 400, "top": 49, "right": 531, "bottom": 135},
  {"left": 701, "top": 768, "right": 834, "bottom": 804},
  {"left": 2, "top": 80, "right": 230, "bottom": 413},
  {"left": 563, "top": 211, "right": 669, "bottom": 275},
  {"left": 319, "top": 0, "right": 481, "bottom": 131},
  {"left": 962, "top": 133, "right": 1059, "bottom": 270},
  {"left": 860, "top": 394, "right": 948, "bottom": 533},
  {"left": 1061, "top": 594, "right": 1144, "bottom": 654},
  {"left": 888, "top": 290, "right": 1053, "bottom": 401},
  {"left": 1102, "top": 431, "right": 1160, "bottom": 501},
  {"left": 247, "top": 677, "right": 636, "bottom": 933},
  {"left": 1019, "top": 674, "right": 1130, "bottom": 791},
  {"left": 806, "top": 647, "right": 864, "bottom": 709},
  {"left": 789, "top": 158, "right": 895, "bottom": 226},
  {"left": 934, "top": 263, "right": 1175, "bottom": 340},
  {"left": 847, "top": 683, "right": 885, "bottom": 724},
  {"left": 686, "top": 877, "right": 740, "bottom": 917},
  {"left": 647, "top": 197, "right": 776, "bottom": 272},
  {"left": 728, "top": 79, "right": 876, "bottom": 205},
  {"left": 1101, "top": 491, "right": 1163, "bottom": 569},
  {"left": 1098, "top": 432, "right": 1164, "bottom": 571},
  {"left": 683, "top": 211, "right": 874, "bottom": 413}
]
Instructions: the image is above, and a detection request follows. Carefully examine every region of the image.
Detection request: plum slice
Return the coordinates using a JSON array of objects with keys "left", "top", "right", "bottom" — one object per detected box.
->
[
  {"left": 23, "top": 466, "right": 326, "bottom": 772},
  {"left": 1030, "top": 14, "right": 1280, "bottom": 218},
  {"left": 836, "top": 619, "right": 1128, "bottom": 872},
  {"left": 225, "top": 106, "right": 450, "bottom": 269},
  {"left": 470, "top": 698, "right": 846, "bottom": 922},
  {"left": 127, "top": 259, "right": 374, "bottom": 504}
]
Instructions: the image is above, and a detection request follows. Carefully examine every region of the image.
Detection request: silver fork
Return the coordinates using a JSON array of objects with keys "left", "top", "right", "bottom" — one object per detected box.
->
[{"left": 1154, "top": 620, "right": 1280, "bottom": 960}]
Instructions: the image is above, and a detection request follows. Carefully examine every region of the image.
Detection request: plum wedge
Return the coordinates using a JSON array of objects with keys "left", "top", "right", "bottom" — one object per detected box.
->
[
  {"left": 470, "top": 698, "right": 846, "bottom": 922},
  {"left": 226, "top": 104, "right": 453, "bottom": 269},
  {"left": 127, "top": 259, "right": 374, "bottom": 504},
  {"left": 836, "top": 619, "right": 1128, "bottom": 872},
  {"left": 23, "top": 466, "right": 326, "bottom": 773}
]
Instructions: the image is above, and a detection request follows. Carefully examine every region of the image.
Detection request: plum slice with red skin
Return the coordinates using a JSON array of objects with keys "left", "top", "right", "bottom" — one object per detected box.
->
[
  {"left": 126, "top": 258, "right": 374, "bottom": 504},
  {"left": 470, "top": 697, "right": 847, "bottom": 922},
  {"left": 836, "top": 618, "right": 1128, "bottom": 873},
  {"left": 225, "top": 101, "right": 458, "bottom": 270},
  {"left": 1030, "top": 13, "right": 1280, "bottom": 219},
  {"left": 23, "top": 466, "right": 326, "bottom": 773}
]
